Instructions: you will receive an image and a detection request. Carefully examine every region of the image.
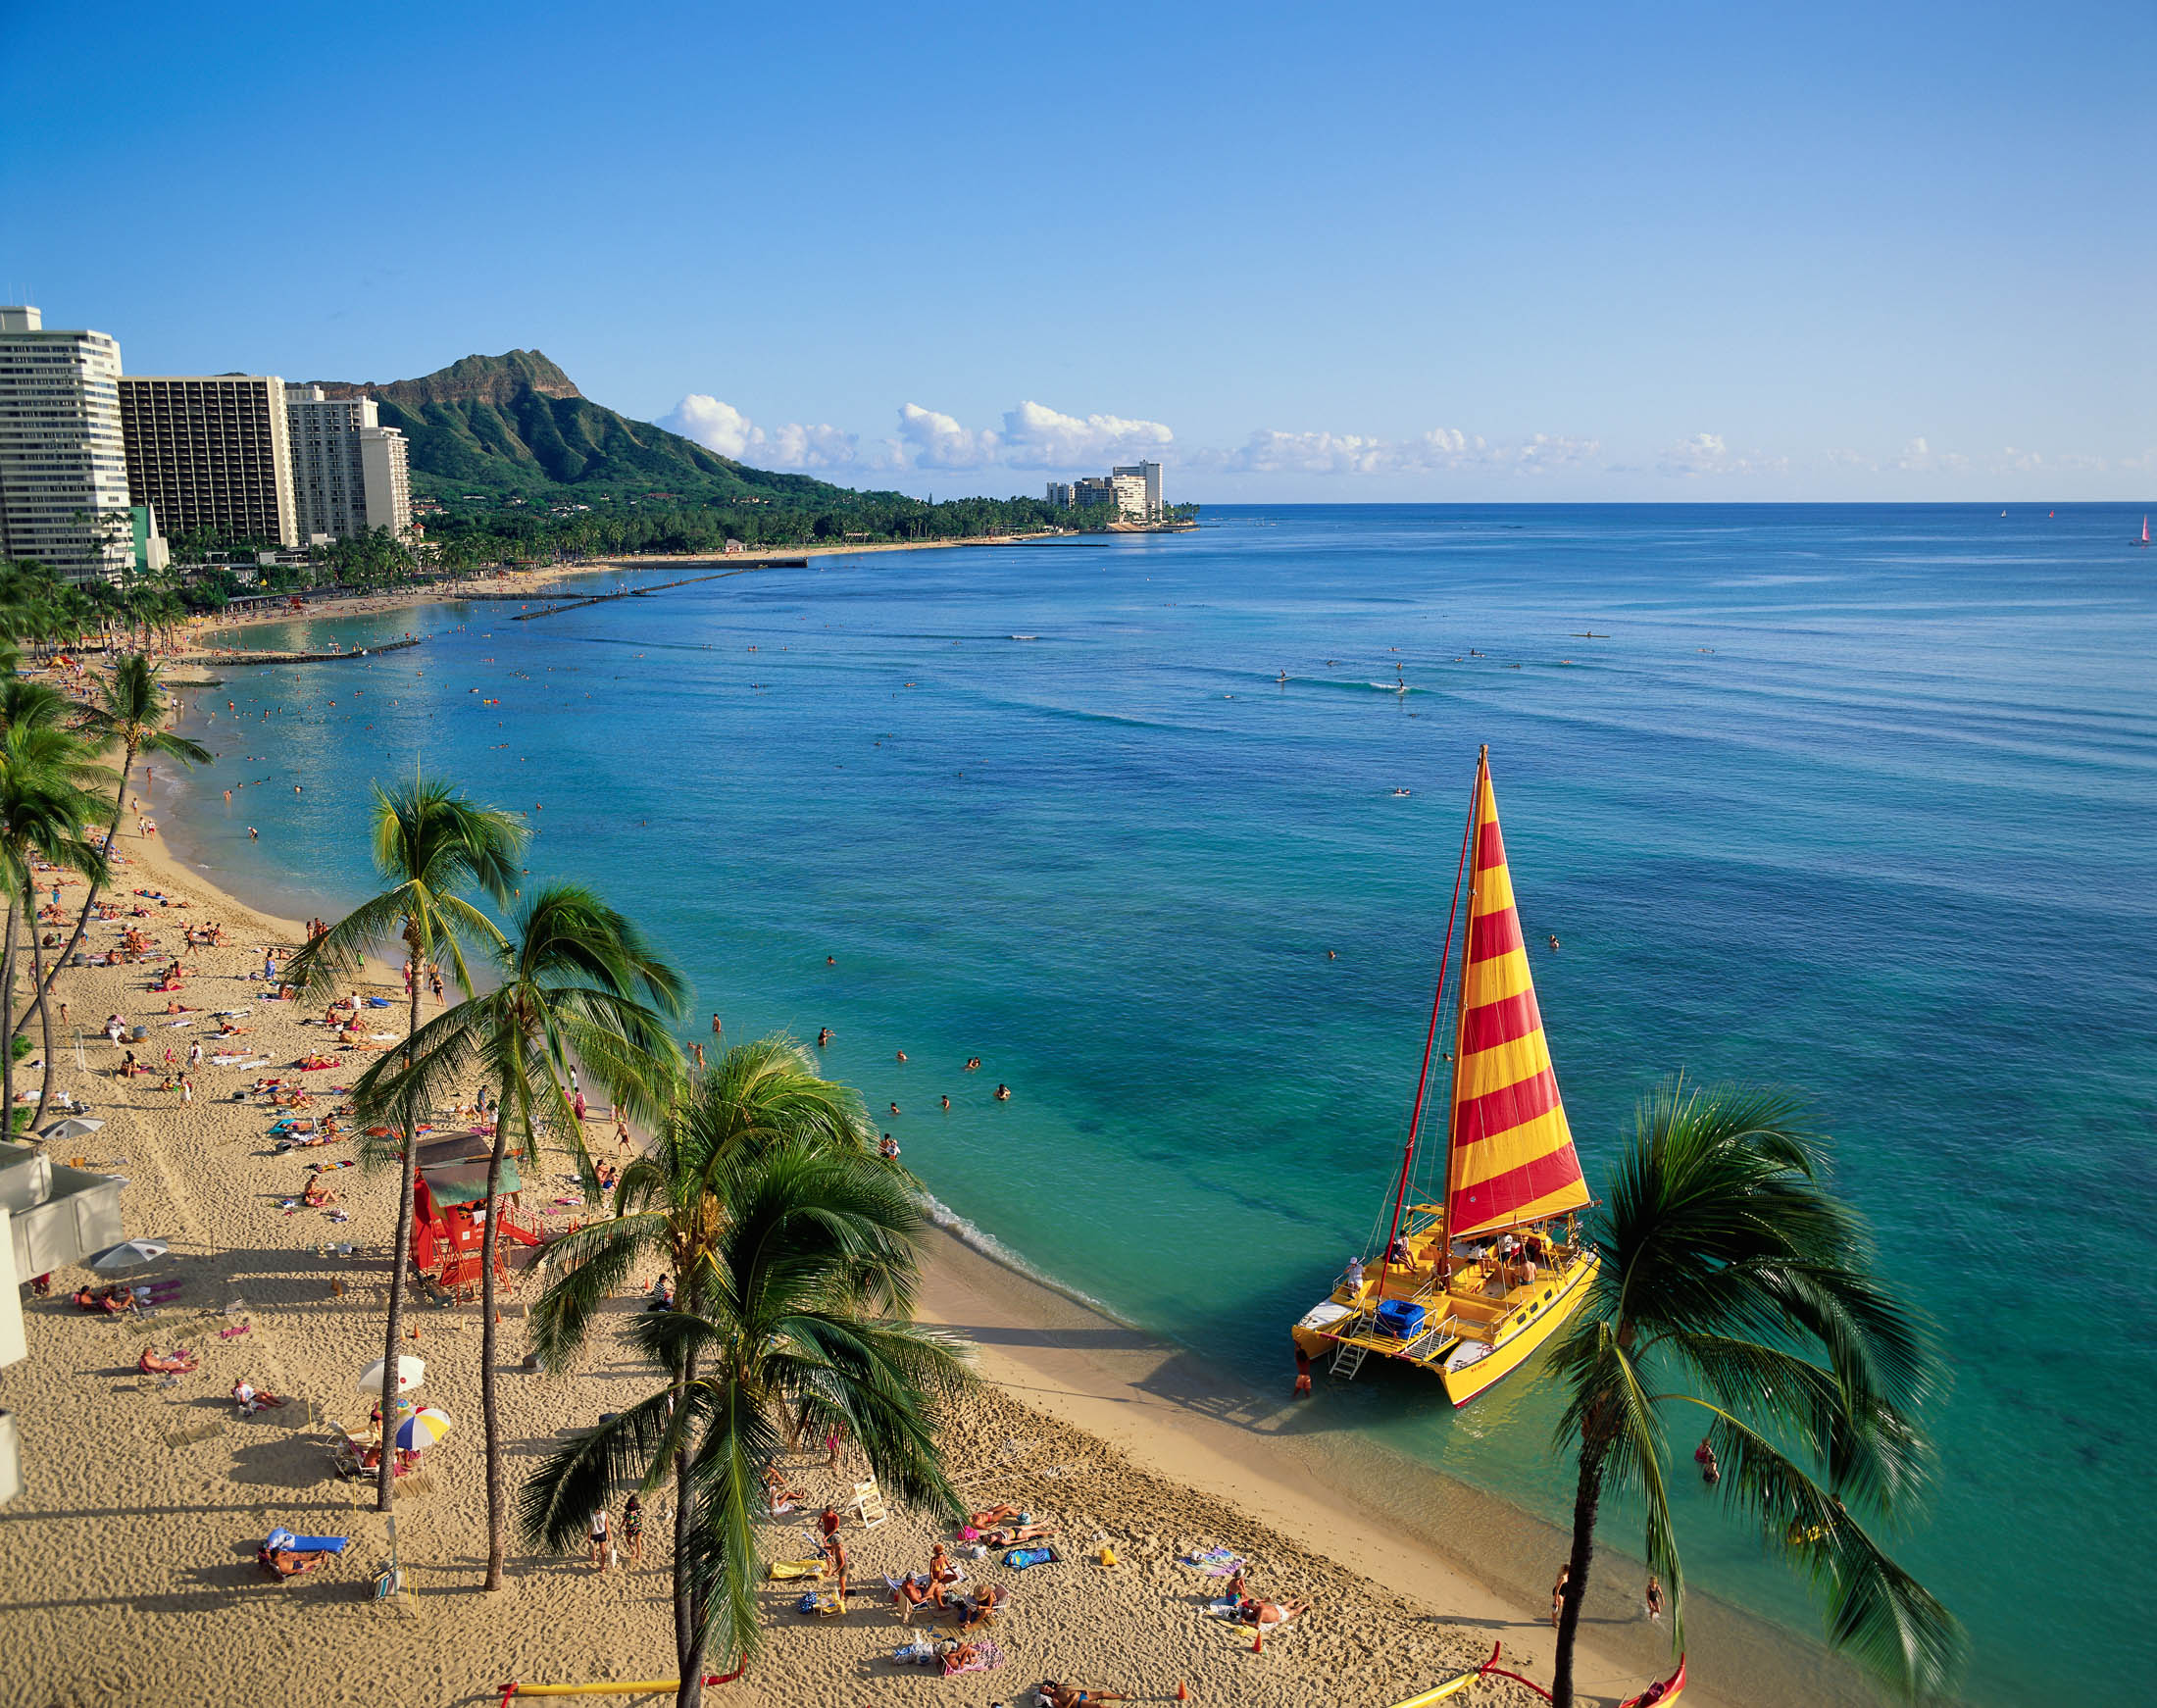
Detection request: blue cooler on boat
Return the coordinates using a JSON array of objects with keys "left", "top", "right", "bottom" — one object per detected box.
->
[{"left": 1375, "top": 1298, "right": 1426, "bottom": 1340}]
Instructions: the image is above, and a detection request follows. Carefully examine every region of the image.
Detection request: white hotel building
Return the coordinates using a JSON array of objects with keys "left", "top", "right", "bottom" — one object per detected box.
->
[{"left": 0, "top": 307, "right": 134, "bottom": 582}]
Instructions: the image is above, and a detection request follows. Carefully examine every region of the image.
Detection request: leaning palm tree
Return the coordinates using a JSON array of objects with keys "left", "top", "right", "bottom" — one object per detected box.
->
[
  {"left": 285, "top": 777, "right": 526, "bottom": 1512},
  {"left": 357, "top": 883, "right": 686, "bottom": 1588},
  {"left": 522, "top": 1123, "right": 971, "bottom": 1707},
  {"left": 0, "top": 724, "right": 111, "bottom": 1132},
  {"left": 1547, "top": 1079, "right": 1963, "bottom": 1708},
  {"left": 38, "top": 656, "right": 212, "bottom": 1012}
]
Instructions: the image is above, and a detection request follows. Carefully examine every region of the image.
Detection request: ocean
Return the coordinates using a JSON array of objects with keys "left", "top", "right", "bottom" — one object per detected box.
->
[{"left": 154, "top": 505, "right": 2157, "bottom": 1703}]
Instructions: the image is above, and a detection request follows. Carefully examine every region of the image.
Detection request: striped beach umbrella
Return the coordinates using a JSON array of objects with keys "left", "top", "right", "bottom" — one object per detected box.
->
[{"left": 394, "top": 1406, "right": 454, "bottom": 1451}]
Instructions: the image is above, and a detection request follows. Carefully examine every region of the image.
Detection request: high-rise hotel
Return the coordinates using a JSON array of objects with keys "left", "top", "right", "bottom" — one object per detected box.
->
[
  {"left": 117, "top": 375, "right": 300, "bottom": 548},
  {"left": 0, "top": 307, "right": 134, "bottom": 582}
]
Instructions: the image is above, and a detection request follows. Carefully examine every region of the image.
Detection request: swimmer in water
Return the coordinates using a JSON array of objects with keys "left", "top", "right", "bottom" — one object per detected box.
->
[
  {"left": 827, "top": 955, "right": 835, "bottom": 966},
  {"left": 1548, "top": 934, "right": 1561, "bottom": 950},
  {"left": 1327, "top": 949, "right": 1337, "bottom": 959},
  {"left": 940, "top": 1094, "right": 950, "bottom": 1111},
  {"left": 248, "top": 827, "right": 258, "bottom": 839},
  {"left": 816, "top": 1028, "right": 831, "bottom": 1046},
  {"left": 895, "top": 1050, "right": 907, "bottom": 1063},
  {"left": 888, "top": 1102, "right": 900, "bottom": 1117},
  {"left": 994, "top": 1083, "right": 1011, "bottom": 1101},
  {"left": 964, "top": 1057, "right": 981, "bottom": 1072}
]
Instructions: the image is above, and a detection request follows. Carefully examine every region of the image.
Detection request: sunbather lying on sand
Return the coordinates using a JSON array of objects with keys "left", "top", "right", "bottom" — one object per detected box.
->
[
  {"left": 968, "top": 1504, "right": 1022, "bottom": 1530},
  {"left": 1039, "top": 1683, "right": 1129, "bottom": 1706},
  {"left": 258, "top": 1544, "right": 332, "bottom": 1578},
  {"left": 1235, "top": 1597, "right": 1308, "bottom": 1630},
  {"left": 979, "top": 1523, "right": 1055, "bottom": 1546},
  {"left": 139, "top": 1345, "right": 197, "bottom": 1375},
  {"left": 232, "top": 1381, "right": 287, "bottom": 1415}
]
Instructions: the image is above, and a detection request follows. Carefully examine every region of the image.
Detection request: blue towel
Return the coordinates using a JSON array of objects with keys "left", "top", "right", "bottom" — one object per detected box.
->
[
  {"left": 265, "top": 1528, "right": 349, "bottom": 1553},
  {"left": 1003, "top": 1546, "right": 1058, "bottom": 1570}
]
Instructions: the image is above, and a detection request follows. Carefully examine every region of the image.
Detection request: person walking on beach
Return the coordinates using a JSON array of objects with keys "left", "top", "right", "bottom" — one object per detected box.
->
[
  {"left": 588, "top": 1503, "right": 611, "bottom": 1569},
  {"left": 820, "top": 1532, "right": 848, "bottom": 1601},
  {"left": 826, "top": 1423, "right": 845, "bottom": 1471},
  {"left": 622, "top": 1493, "right": 644, "bottom": 1565},
  {"left": 1551, "top": 1564, "right": 1570, "bottom": 1630},
  {"left": 1645, "top": 1574, "right": 1665, "bottom": 1626}
]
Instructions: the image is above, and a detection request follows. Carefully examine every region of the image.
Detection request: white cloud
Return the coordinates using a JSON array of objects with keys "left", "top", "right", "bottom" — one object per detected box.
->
[
  {"left": 994, "top": 400, "right": 1174, "bottom": 469},
  {"left": 659, "top": 394, "right": 862, "bottom": 470},
  {"left": 1189, "top": 426, "right": 1599, "bottom": 477},
  {"left": 663, "top": 393, "right": 1174, "bottom": 476},
  {"left": 1655, "top": 433, "right": 1790, "bottom": 478}
]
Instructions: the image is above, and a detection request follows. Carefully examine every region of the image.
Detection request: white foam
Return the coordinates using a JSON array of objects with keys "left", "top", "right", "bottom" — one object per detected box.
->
[{"left": 917, "top": 1189, "right": 1134, "bottom": 1328}]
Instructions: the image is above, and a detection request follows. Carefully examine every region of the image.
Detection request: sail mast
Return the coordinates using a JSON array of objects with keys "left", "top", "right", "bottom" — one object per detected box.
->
[
  {"left": 1377, "top": 751, "right": 1480, "bottom": 1292},
  {"left": 1441, "top": 746, "right": 1489, "bottom": 1233}
]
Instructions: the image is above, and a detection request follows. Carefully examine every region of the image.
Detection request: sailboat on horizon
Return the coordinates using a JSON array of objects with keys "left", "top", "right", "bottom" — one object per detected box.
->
[
  {"left": 1292, "top": 747, "right": 1599, "bottom": 1407},
  {"left": 2138, "top": 516, "right": 2150, "bottom": 548}
]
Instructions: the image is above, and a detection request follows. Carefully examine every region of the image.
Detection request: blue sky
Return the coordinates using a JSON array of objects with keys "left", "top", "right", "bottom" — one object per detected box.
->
[{"left": 4, "top": 0, "right": 2150, "bottom": 501}]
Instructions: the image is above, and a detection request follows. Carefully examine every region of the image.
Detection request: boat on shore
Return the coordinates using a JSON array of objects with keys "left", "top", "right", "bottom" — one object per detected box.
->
[{"left": 1292, "top": 746, "right": 1598, "bottom": 1407}]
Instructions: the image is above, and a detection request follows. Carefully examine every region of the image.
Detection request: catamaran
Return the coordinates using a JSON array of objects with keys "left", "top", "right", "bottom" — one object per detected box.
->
[{"left": 1293, "top": 746, "right": 1599, "bottom": 1407}]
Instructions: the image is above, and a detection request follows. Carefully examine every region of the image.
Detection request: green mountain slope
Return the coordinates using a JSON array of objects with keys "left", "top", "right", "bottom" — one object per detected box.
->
[{"left": 308, "top": 351, "right": 857, "bottom": 505}]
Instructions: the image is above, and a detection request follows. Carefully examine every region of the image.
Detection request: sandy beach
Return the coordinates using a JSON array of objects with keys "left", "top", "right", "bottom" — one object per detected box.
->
[{"left": 0, "top": 773, "right": 1863, "bottom": 1708}]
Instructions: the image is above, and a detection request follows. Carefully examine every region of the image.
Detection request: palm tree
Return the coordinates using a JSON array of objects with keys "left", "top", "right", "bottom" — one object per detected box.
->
[
  {"left": 0, "top": 724, "right": 111, "bottom": 1133},
  {"left": 1547, "top": 1079, "right": 1963, "bottom": 1708},
  {"left": 38, "top": 657, "right": 212, "bottom": 1014},
  {"left": 358, "top": 883, "right": 686, "bottom": 1588},
  {"left": 521, "top": 1069, "right": 970, "bottom": 1707},
  {"left": 284, "top": 777, "right": 526, "bottom": 1512}
]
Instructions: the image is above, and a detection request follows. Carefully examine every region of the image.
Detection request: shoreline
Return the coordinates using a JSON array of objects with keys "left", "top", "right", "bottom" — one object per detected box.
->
[
  {"left": 171, "top": 529, "right": 1131, "bottom": 649},
  {"left": 121, "top": 773, "right": 1876, "bottom": 1708}
]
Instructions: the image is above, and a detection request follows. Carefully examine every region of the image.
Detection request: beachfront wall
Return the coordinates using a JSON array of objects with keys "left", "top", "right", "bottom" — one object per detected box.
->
[{"left": 1, "top": 1144, "right": 127, "bottom": 1280}]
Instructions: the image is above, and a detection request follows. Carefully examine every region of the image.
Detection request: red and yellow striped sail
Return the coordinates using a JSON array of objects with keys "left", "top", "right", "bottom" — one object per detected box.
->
[{"left": 1445, "top": 756, "right": 1590, "bottom": 1239}]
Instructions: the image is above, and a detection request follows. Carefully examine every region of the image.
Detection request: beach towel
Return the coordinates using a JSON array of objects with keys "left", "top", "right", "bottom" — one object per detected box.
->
[
  {"left": 1181, "top": 1545, "right": 1246, "bottom": 1576},
  {"left": 1002, "top": 1546, "right": 1059, "bottom": 1570},
  {"left": 769, "top": 1558, "right": 827, "bottom": 1581},
  {"left": 265, "top": 1528, "right": 349, "bottom": 1553},
  {"left": 944, "top": 1639, "right": 1005, "bottom": 1679}
]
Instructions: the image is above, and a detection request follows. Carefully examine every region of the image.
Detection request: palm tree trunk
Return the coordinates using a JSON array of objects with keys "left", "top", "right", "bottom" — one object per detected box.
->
[
  {"left": 25, "top": 879, "right": 58, "bottom": 1130},
  {"left": 29, "top": 741, "right": 135, "bottom": 1022},
  {"left": 479, "top": 1076, "right": 521, "bottom": 1590},
  {"left": 674, "top": 1342, "right": 703, "bottom": 1708},
  {"left": 1551, "top": 1441, "right": 1608, "bottom": 1708},
  {"left": 0, "top": 896, "right": 17, "bottom": 1134},
  {"left": 378, "top": 956, "right": 426, "bottom": 1513}
]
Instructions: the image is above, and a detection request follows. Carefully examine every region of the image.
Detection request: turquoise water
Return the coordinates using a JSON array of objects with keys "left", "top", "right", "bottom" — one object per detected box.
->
[{"left": 157, "top": 507, "right": 2157, "bottom": 1702}]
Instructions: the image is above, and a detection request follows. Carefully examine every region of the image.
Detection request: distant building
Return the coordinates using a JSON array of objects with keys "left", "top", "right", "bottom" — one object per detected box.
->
[
  {"left": 1048, "top": 462, "right": 1164, "bottom": 519},
  {"left": 1112, "top": 460, "right": 1163, "bottom": 518},
  {"left": 118, "top": 374, "right": 299, "bottom": 549},
  {"left": 285, "top": 385, "right": 413, "bottom": 542},
  {"left": 0, "top": 306, "right": 134, "bottom": 583}
]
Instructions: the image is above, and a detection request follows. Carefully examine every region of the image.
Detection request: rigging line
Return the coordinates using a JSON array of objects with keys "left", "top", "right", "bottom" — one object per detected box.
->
[{"left": 1377, "top": 752, "right": 1480, "bottom": 1297}]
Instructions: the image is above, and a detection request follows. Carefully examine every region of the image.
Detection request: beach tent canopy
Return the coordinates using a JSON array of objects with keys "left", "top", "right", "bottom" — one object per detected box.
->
[
  {"left": 39, "top": 1116, "right": 105, "bottom": 1144},
  {"left": 88, "top": 1238, "right": 169, "bottom": 1272},
  {"left": 421, "top": 1159, "right": 520, "bottom": 1207},
  {"left": 416, "top": 1133, "right": 493, "bottom": 1170}
]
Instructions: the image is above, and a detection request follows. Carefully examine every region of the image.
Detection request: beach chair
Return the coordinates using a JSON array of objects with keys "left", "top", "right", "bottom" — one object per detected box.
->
[{"left": 845, "top": 1476, "right": 888, "bottom": 1530}]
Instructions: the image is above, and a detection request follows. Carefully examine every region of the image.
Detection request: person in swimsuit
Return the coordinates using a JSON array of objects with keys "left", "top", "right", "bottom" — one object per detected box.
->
[
  {"left": 993, "top": 1082, "right": 1010, "bottom": 1101},
  {"left": 1041, "top": 1684, "right": 1130, "bottom": 1706},
  {"left": 588, "top": 1504, "right": 611, "bottom": 1568},
  {"left": 622, "top": 1493, "right": 644, "bottom": 1563},
  {"left": 1551, "top": 1564, "right": 1570, "bottom": 1630}
]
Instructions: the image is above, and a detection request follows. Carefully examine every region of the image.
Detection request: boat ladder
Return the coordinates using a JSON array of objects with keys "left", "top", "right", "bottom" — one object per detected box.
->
[{"left": 1330, "top": 1340, "right": 1370, "bottom": 1382}]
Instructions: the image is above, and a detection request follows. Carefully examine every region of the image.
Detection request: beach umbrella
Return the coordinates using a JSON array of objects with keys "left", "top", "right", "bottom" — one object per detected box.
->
[
  {"left": 88, "top": 1238, "right": 169, "bottom": 1272},
  {"left": 394, "top": 1406, "right": 454, "bottom": 1451},
  {"left": 356, "top": 1355, "right": 426, "bottom": 1396},
  {"left": 40, "top": 1116, "right": 105, "bottom": 1143}
]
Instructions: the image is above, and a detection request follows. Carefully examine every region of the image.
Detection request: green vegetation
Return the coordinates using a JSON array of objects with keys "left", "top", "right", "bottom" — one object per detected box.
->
[
  {"left": 1548, "top": 1078, "right": 1961, "bottom": 1707},
  {"left": 285, "top": 779, "right": 527, "bottom": 1518},
  {"left": 521, "top": 1038, "right": 968, "bottom": 1702}
]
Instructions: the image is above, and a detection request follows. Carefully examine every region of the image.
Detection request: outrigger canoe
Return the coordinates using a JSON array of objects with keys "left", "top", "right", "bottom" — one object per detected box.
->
[{"left": 1395, "top": 1644, "right": 1686, "bottom": 1707}]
